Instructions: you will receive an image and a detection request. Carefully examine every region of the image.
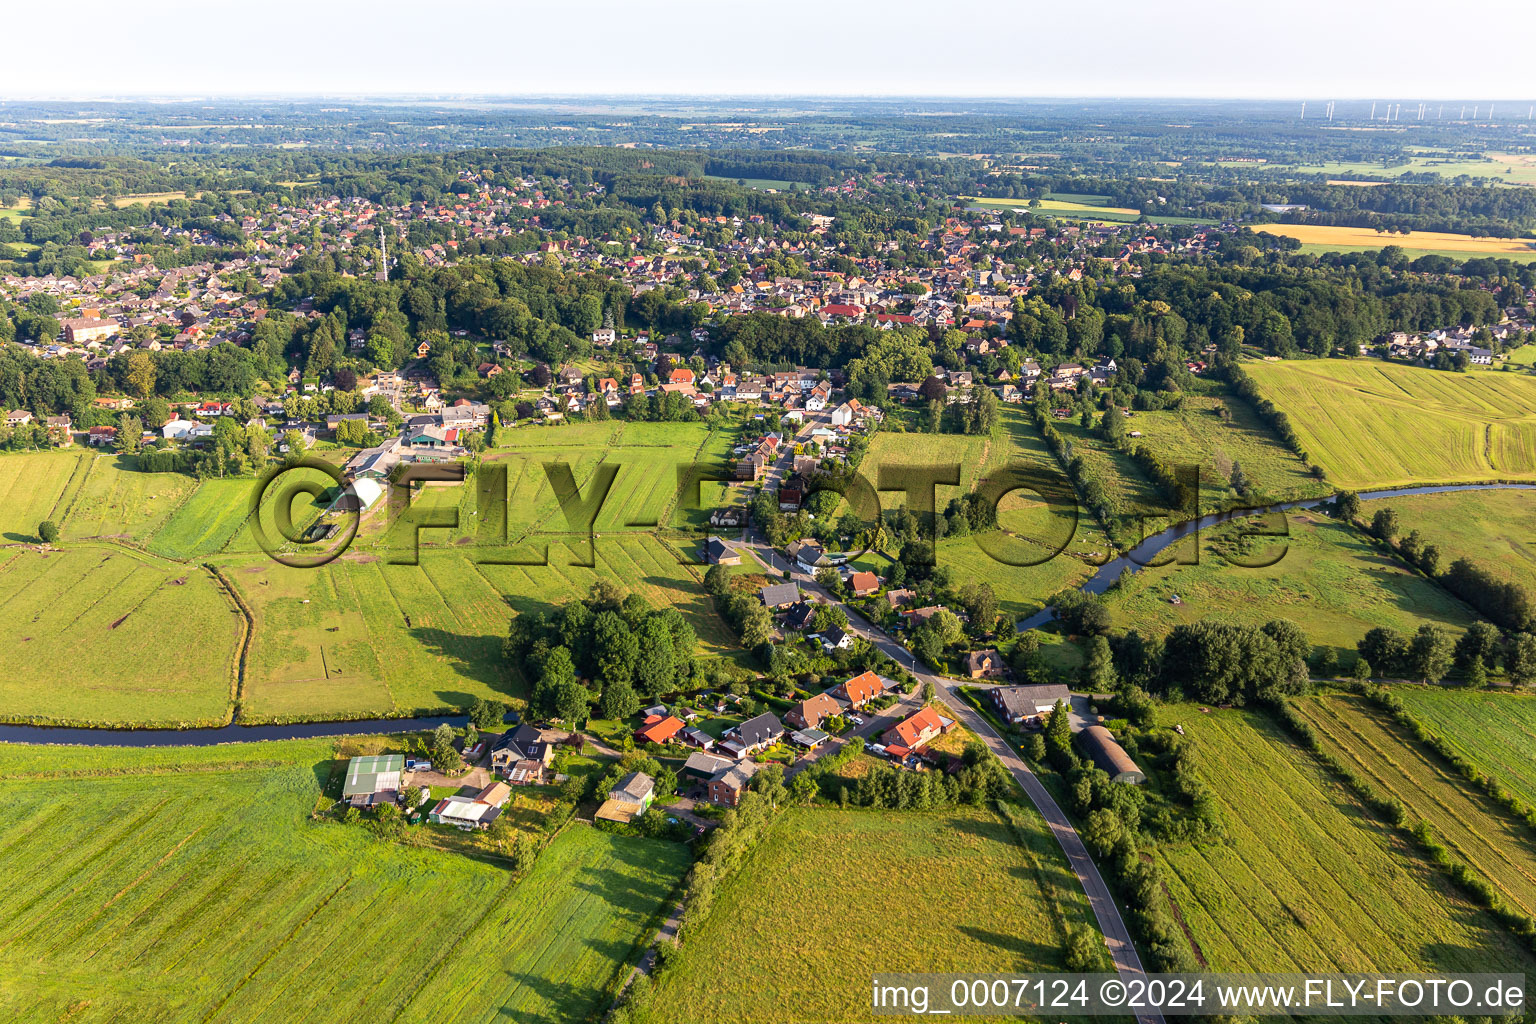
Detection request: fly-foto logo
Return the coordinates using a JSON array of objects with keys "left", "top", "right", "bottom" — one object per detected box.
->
[{"left": 249, "top": 458, "right": 1287, "bottom": 571}]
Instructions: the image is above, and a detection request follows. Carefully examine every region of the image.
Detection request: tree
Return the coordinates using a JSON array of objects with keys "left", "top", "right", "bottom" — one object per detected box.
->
[
  {"left": 1407, "top": 625, "right": 1453, "bottom": 683},
  {"left": 1336, "top": 490, "right": 1360, "bottom": 521},
  {"left": 1082, "top": 807, "right": 1124, "bottom": 855},
  {"left": 114, "top": 415, "right": 143, "bottom": 454},
  {"left": 1083, "top": 635, "right": 1118, "bottom": 691},
  {"left": 37, "top": 520, "right": 58, "bottom": 545},
  {"left": 1506, "top": 632, "right": 1536, "bottom": 688},
  {"left": 599, "top": 679, "right": 640, "bottom": 720},
  {"left": 467, "top": 698, "right": 507, "bottom": 730},
  {"left": 1371, "top": 507, "right": 1398, "bottom": 541},
  {"left": 1358, "top": 627, "right": 1410, "bottom": 677},
  {"left": 122, "top": 350, "right": 156, "bottom": 399}
]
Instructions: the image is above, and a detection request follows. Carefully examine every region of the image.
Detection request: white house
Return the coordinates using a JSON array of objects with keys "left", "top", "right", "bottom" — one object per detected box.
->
[{"left": 162, "top": 419, "right": 196, "bottom": 440}]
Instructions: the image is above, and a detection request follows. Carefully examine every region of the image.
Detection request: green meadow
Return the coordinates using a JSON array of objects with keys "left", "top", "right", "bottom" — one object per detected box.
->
[
  {"left": 1155, "top": 707, "right": 1536, "bottom": 972},
  {"left": 0, "top": 739, "right": 685, "bottom": 1024}
]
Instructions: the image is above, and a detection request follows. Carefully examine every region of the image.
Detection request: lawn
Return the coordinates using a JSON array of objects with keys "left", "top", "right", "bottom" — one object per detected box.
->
[
  {"left": 0, "top": 739, "right": 684, "bottom": 1024},
  {"left": 632, "top": 804, "right": 1102, "bottom": 1024},
  {"left": 0, "top": 545, "right": 241, "bottom": 726},
  {"left": 1252, "top": 224, "right": 1536, "bottom": 262},
  {"left": 1295, "top": 692, "right": 1536, "bottom": 918},
  {"left": 1366, "top": 487, "right": 1536, "bottom": 594},
  {"left": 1154, "top": 707, "right": 1536, "bottom": 972},
  {"left": 1105, "top": 512, "right": 1479, "bottom": 662},
  {"left": 0, "top": 450, "right": 90, "bottom": 542},
  {"left": 1393, "top": 687, "right": 1536, "bottom": 808},
  {"left": 1244, "top": 358, "right": 1536, "bottom": 487}
]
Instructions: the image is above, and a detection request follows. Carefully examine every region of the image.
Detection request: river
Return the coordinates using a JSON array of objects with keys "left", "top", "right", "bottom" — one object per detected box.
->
[{"left": 4, "top": 482, "right": 1530, "bottom": 746}]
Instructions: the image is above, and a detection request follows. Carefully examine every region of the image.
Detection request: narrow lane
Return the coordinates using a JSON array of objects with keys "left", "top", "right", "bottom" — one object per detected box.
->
[{"left": 739, "top": 532, "right": 1163, "bottom": 1024}]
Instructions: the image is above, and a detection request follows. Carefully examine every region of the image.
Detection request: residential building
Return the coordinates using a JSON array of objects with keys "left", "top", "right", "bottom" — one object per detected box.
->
[{"left": 990, "top": 684, "right": 1072, "bottom": 724}]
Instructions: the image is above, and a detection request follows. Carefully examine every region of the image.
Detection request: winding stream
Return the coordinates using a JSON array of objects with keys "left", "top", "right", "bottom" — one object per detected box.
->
[
  {"left": 1016, "top": 482, "right": 1536, "bottom": 631},
  {"left": 3, "top": 483, "right": 1531, "bottom": 746}
]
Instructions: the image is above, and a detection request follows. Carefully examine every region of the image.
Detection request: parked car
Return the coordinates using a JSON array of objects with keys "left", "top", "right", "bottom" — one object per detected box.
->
[{"left": 405, "top": 759, "right": 432, "bottom": 772}]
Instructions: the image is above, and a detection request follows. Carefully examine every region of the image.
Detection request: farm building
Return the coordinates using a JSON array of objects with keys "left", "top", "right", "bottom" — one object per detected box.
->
[
  {"left": 342, "top": 754, "right": 404, "bottom": 808},
  {"left": 991, "top": 684, "right": 1071, "bottom": 724},
  {"left": 1078, "top": 726, "right": 1145, "bottom": 784}
]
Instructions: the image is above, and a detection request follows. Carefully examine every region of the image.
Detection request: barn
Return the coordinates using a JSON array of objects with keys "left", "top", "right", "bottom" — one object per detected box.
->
[{"left": 1077, "top": 726, "right": 1145, "bottom": 784}]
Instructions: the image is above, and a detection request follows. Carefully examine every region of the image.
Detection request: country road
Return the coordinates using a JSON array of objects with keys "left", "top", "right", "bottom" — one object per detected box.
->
[{"left": 738, "top": 531, "right": 1163, "bottom": 1024}]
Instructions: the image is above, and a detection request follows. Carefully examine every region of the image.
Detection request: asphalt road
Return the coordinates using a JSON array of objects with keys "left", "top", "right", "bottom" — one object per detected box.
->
[{"left": 739, "top": 532, "right": 1163, "bottom": 1024}]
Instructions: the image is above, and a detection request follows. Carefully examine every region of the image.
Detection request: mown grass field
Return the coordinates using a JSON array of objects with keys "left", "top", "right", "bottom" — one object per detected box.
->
[
  {"left": 146, "top": 476, "right": 260, "bottom": 559},
  {"left": 1117, "top": 393, "right": 1331, "bottom": 508},
  {"left": 633, "top": 804, "right": 1100, "bottom": 1024},
  {"left": 1245, "top": 358, "right": 1536, "bottom": 487},
  {"left": 399, "top": 824, "right": 686, "bottom": 1023},
  {"left": 0, "top": 545, "right": 241, "bottom": 725},
  {"left": 0, "top": 739, "right": 684, "bottom": 1024},
  {"left": 1252, "top": 224, "right": 1536, "bottom": 261},
  {"left": 1394, "top": 687, "right": 1536, "bottom": 808},
  {"left": 866, "top": 408, "right": 1104, "bottom": 612},
  {"left": 1368, "top": 487, "right": 1536, "bottom": 594},
  {"left": 1296, "top": 692, "right": 1536, "bottom": 918},
  {"left": 61, "top": 454, "right": 199, "bottom": 541},
  {"left": 1154, "top": 707, "right": 1536, "bottom": 972},
  {"left": 227, "top": 534, "right": 737, "bottom": 721},
  {"left": 0, "top": 450, "right": 90, "bottom": 542},
  {"left": 1106, "top": 512, "right": 1478, "bottom": 660}
]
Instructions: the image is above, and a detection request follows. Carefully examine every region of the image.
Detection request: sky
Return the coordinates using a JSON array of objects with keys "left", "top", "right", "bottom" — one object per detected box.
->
[{"left": 4, "top": 0, "right": 1535, "bottom": 99}]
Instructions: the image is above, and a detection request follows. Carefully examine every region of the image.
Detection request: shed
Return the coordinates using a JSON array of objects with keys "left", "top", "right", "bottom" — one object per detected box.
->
[{"left": 1077, "top": 726, "right": 1145, "bottom": 784}]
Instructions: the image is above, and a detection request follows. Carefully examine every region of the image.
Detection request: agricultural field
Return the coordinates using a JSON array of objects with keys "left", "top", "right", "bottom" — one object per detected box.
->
[
  {"left": 1365, "top": 487, "right": 1536, "bottom": 594},
  {"left": 1393, "top": 687, "right": 1536, "bottom": 808},
  {"left": 1280, "top": 152, "right": 1536, "bottom": 187},
  {"left": 398, "top": 825, "right": 687, "bottom": 1023},
  {"left": 0, "top": 545, "right": 241, "bottom": 725},
  {"left": 1245, "top": 358, "right": 1536, "bottom": 487},
  {"left": 0, "top": 739, "right": 684, "bottom": 1024},
  {"left": 964, "top": 193, "right": 1216, "bottom": 225},
  {"left": 146, "top": 476, "right": 261, "bottom": 559},
  {"left": 60, "top": 455, "right": 199, "bottom": 542},
  {"left": 1154, "top": 707, "right": 1536, "bottom": 972},
  {"left": 1295, "top": 692, "right": 1536, "bottom": 918},
  {"left": 226, "top": 534, "right": 737, "bottom": 721},
  {"left": 1116, "top": 393, "right": 1330, "bottom": 509},
  {"left": 1106, "top": 512, "right": 1479, "bottom": 661},
  {"left": 0, "top": 450, "right": 90, "bottom": 542},
  {"left": 632, "top": 804, "right": 1101, "bottom": 1024},
  {"left": 1251, "top": 224, "right": 1536, "bottom": 262}
]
